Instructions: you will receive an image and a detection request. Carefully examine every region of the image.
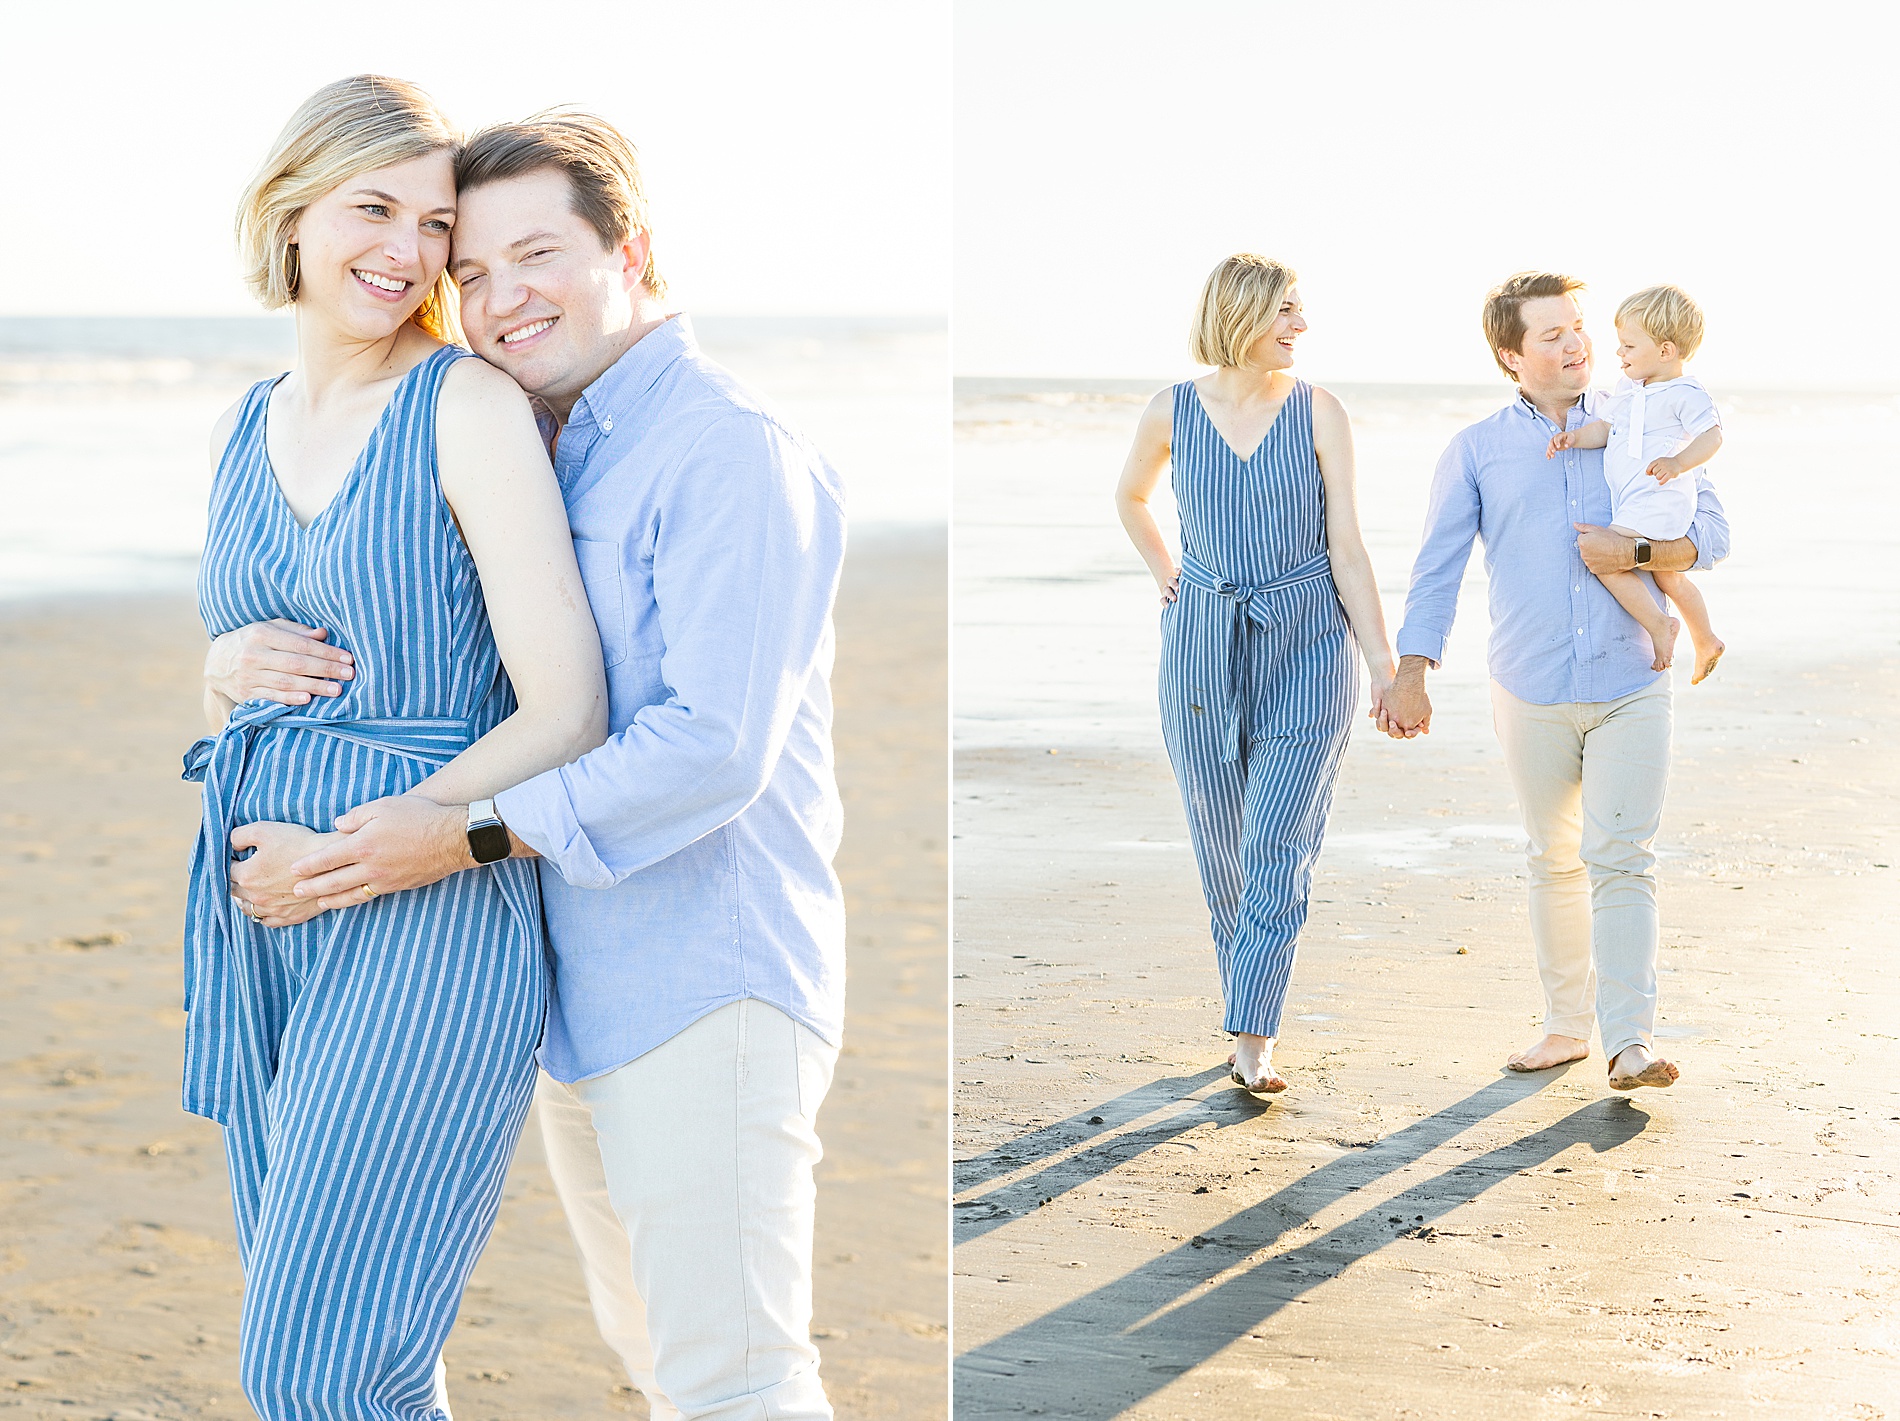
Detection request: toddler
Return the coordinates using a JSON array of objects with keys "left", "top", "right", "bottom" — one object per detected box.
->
[{"left": 1549, "top": 284, "right": 1725, "bottom": 683}]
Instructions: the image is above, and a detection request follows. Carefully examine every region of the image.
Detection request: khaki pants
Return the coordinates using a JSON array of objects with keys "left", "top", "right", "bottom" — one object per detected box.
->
[
  {"left": 535, "top": 1000, "right": 839, "bottom": 1420},
  {"left": 1490, "top": 677, "right": 1671, "bottom": 1061}
]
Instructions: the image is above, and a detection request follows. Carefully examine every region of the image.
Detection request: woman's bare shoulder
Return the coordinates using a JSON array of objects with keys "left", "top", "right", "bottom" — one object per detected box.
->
[
  {"left": 1306, "top": 380, "right": 1348, "bottom": 415},
  {"left": 1138, "top": 383, "right": 1179, "bottom": 430},
  {"left": 437, "top": 350, "right": 532, "bottom": 412}
]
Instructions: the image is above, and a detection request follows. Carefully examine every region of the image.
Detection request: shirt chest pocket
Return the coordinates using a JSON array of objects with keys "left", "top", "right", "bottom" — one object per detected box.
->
[{"left": 573, "top": 537, "right": 628, "bottom": 669}]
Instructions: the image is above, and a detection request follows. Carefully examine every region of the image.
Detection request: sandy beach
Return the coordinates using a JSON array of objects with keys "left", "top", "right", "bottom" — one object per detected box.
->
[
  {"left": 0, "top": 527, "right": 947, "bottom": 1420},
  {"left": 953, "top": 651, "right": 1900, "bottom": 1418},
  {"left": 952, "top": 381, "right": 1900, "bottom": 1417}
]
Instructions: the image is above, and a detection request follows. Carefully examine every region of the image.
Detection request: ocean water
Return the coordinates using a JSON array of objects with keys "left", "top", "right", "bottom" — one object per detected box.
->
[
  {"left": 955, "top": 377, "right": 1900, "bottom": 752},
  {"left": 0, "top": 315, "right": 946, "bottom": 601}
]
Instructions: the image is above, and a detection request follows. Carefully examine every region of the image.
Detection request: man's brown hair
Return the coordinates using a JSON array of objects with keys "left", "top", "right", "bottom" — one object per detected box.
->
[
  {"left": 456, "top": 108, "right": 666, "bottom": 298},
  {"left": 1482, "top": 271, "right": 1585, "bottom": 381}
]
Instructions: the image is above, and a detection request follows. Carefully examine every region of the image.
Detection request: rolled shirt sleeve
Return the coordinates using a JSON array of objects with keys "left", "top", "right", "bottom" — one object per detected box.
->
[
  {"left": 496, "top": 417, "right": 846, "bottom": 888},
  {"left": 1394, "top": 434, "right": 1482, "bottom": 666}
]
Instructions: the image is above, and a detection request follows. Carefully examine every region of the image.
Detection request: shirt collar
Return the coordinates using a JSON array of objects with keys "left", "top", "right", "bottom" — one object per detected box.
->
[
  {"left": 1510, "top": 386, "right": 1592, "bottom": 428},
  {"left": 569, "top": 312, "right": 695, "bottom": 434},
  {"left": 551, "top": 314, "right": 695, "bottom": 485}
]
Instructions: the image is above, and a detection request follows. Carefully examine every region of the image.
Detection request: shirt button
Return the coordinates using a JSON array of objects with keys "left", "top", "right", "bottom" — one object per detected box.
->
[
  {"left": 1576, "top": 628, "right": 1584, "bottom": 635},
  {"left": 602, "top": 415, "right": 614, "bottom": 433}
]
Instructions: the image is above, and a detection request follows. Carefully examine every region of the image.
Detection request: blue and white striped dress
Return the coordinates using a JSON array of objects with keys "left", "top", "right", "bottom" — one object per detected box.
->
[
  {"left": 1159, "top": 378, "right": 1357, "bottom": 1040},
  {"left": 182, "top": 344, "right": 544, "bottom": 1420}
]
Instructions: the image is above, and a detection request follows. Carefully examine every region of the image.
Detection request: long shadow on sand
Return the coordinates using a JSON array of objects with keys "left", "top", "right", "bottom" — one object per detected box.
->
[
  {"left": 956, "top": 1077, "right": 1650, "bottom": 1419},
  {"left": 956, "top": 1065, "right": 1230, "bottom": 1193},
  {"left": 956, "top": 1067, "right": 1252, "bottom": 1241}
]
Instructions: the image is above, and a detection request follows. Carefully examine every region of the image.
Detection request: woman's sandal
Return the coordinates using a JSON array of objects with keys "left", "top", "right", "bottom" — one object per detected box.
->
[
  {"left": 1231, "top": 1056, "right": 1292, "bottom": 1101},
  {"left": 1231, "top": 1068, "right": 1289, "bottom": 1094}
]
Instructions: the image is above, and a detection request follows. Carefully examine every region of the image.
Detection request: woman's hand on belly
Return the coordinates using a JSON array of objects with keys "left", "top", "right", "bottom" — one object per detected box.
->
[
  {"left": 230, "top": 820, "right": 342, "bottom": 928},
  {"left": 206, "top": 620, "right": 355, "bottom": 708}
]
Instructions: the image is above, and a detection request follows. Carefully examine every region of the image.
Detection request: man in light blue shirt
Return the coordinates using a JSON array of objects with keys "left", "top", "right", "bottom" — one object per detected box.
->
[
  {"left": 1385, "top": 272, "right": 1729, "bottom": 1094},
  {"left": 223, "top": 114, "right": 849, "bottom": 1419}
]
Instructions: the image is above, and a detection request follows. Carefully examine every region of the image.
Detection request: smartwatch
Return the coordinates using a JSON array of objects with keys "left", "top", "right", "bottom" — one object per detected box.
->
[
  {"left": 1631, "top": 536, "right": 1653, "bottom": 568},
  {"left": 466, "top": 799, "right": 512, "bottom": 865}
]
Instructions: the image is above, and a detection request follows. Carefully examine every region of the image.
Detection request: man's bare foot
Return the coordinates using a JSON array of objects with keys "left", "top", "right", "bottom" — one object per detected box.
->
[
  {"left": 1690, "top": 635, "right": 1725, "bottom": 685},
  {"left": 1649, "top": 617, "right": 1681, "bottom": 672},
  {"left": 1608, "top": 1043, "right": 1679, "bottom": 1090},
  {"left": 1231, "top": 1033, "right": 1287, "bottom": 1094},
  {"left": 1506, "top": 1033, "right": 1589, "bottom": 1073}
]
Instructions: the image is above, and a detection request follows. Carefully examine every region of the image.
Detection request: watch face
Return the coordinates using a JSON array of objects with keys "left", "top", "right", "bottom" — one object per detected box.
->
[{"left": 468, "top": 821, "right": 512, "bottom": 865}]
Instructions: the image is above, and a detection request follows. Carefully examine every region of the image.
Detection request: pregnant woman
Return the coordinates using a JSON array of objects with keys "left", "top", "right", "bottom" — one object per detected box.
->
[
  {"left": 1114, "top": 253, "right": 1397, "bottom": 1096},
  {"left": 182, "top": 76, "right": 604, "bottom": 1417}
]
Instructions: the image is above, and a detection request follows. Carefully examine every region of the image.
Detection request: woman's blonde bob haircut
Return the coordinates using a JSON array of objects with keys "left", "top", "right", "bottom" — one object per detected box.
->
[
  {"left": 1190, "top": 254, "right": 1297, "bottom": 369},
  {"left": 235, "top": 75, "right": 462, "bottom": 342}
]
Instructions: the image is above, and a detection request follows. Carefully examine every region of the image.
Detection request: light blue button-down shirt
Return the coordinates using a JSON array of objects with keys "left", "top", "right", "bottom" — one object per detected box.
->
[
  {"left": 494, "top": 316, "right": 848, "bottom": 1083},
  {"left": 1396, "top": 389, "right": 1730, "bottom": 706}
]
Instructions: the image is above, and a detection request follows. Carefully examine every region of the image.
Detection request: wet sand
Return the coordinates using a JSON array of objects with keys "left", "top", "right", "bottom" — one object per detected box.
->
[
  {"left": 953, "top": 653, "right": 1900, "bottom": 1418},
  {"left": 0, "top": 527, "right": 947, "bottom": 1420}
]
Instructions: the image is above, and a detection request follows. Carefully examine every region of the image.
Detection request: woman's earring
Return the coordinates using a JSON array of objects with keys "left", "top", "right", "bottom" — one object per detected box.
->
[{"left": 282, "top": 242, "right": 300, "bottom": 300}]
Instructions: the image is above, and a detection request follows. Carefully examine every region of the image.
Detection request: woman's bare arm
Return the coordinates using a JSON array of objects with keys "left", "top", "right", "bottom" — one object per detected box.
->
[
  {"left": 403, "top": 357, "right": 608, "bottom": 805},
  {"left": 1311, "top": 386, "right": 1397, "bottom": 700},
  {"left": 201, "top": 398, "right": 246, "bottom": 730},
  {"left": 1114, "top": 390, "right": 1180, "bottom": 602}
]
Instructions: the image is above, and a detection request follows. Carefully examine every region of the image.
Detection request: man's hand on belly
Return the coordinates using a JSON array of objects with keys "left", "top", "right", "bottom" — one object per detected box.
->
[
  {"left": 230, "top": 821, "right": 334, "bottom": 928},
  {"left": 289, "top": 794, "right": 474, "bottom": 911}
]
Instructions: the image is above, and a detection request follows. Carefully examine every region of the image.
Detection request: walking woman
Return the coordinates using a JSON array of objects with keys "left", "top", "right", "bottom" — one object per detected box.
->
[
  {"left": 181, "top": 77, "right": 604, "bottom": 1416},
  {"left": 1114, "top": 254, "right": 1396, "bottom": 1095}
]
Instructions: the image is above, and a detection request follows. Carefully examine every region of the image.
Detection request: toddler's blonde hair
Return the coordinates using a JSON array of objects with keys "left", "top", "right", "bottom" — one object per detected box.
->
[
  {"left": 1616, "top": 284, "right": 1704, "bottom": 360},
  {"left": 1190, "top": 254, "right": 1296, "bottom": 369}
]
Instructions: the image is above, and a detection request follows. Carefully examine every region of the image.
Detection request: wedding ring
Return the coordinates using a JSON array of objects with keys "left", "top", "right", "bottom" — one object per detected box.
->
[
  {"left": 234, "top": 896, "right": 262, "bottom": 923},
  {"left": 360, "top": 884, "right": 379, "bottom": 901}
]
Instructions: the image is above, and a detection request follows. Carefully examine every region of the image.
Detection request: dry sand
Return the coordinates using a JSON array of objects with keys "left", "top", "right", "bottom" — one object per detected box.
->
[
  {"left": 954, "top": 653, "right": 1900, "bottom": 1419},
  {"left": 0, "top": 527, "right": 947, "bottom": 1420}
]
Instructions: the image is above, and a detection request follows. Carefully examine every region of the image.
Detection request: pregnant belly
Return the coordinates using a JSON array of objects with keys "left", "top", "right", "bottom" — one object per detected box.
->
[{"left": 224, "top": 729, "right": 434, "bottom": 832}]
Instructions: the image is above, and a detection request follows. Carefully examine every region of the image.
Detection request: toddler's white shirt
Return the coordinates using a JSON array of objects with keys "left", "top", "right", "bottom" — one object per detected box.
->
[{"left": 1600, "top": 374, "right": 1721, "bottom": 540}]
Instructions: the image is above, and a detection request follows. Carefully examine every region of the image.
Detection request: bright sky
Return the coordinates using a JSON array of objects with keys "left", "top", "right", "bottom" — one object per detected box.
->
[
  {"left": 1, "top": 1, "right": 947, "bottom": 318},
  {"left": 956, "top": 3, "right": 1897, "bottom": 387}
]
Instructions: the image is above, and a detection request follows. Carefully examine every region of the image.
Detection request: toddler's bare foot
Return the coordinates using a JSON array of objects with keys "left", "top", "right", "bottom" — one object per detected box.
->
[
  {"left": 1691, "top": 635, "right": 1726, "bottom": 685},
  {"left": 1506, "top": 1033, "right": 1589, "bottom": 1073},
  {"left": 1608, "top": 1043, "right": 1679, "bottom": 1090},
  {"left": 1649, "top": 617, "right": 1680, "bottom": 672},
  {"left": 1231, "top": 1034, "right": 1287, "bottom": 1094}
]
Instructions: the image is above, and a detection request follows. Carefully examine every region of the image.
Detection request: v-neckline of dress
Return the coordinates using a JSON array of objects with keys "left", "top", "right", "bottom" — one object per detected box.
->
[
  {"left": 260, "top": 349, "right": 439, "bottom": 534},
  {"left": 1188, "top": 378, "right": 1295, "bottom": 464}
]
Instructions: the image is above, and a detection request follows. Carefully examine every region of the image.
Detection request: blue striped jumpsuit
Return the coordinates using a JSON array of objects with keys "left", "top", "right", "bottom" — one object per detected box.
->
[
  {"left": 1159, "top": 379, "right": 1357, "bottom": 1039},
  {"left": 181, "top": 346, "right": 545, "bottom": 1420}
]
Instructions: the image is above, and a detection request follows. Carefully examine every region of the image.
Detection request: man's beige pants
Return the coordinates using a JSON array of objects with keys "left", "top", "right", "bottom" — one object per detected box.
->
[
  {"left": 1490, "top": 677, "right": 1671, "bottom": 1061},
  {"left": 536, "top": 999, "right": 839, "bottom": 1420}
]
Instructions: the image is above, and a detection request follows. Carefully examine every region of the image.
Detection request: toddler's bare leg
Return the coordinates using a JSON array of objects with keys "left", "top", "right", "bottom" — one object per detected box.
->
[
  {"left": 1598, "top": 568, "right": 1679, "bottom": 671},
  {"left": 1652, "top": 570, "right": 1725, "bottom": 683}
]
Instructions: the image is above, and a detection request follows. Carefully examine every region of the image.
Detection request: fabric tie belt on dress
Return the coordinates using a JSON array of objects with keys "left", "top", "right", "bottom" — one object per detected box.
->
[
  {"left": 180, "top": 699, "right": 476, "bottom": 1123},
  {"left": 1178, "top": 550, "right": 1334, "bottom": 763}
]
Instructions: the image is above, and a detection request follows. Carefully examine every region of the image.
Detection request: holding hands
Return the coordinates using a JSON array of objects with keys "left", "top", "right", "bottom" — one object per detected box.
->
[
  {"left": 1370, "top": 657, "right": 1432, "bottom": 740},
  {"left": 230, "top": 821, "right": 339, "bottom": 928},
  {"left": 228, "top": 796, "right": 474, "bottom": 926}
]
